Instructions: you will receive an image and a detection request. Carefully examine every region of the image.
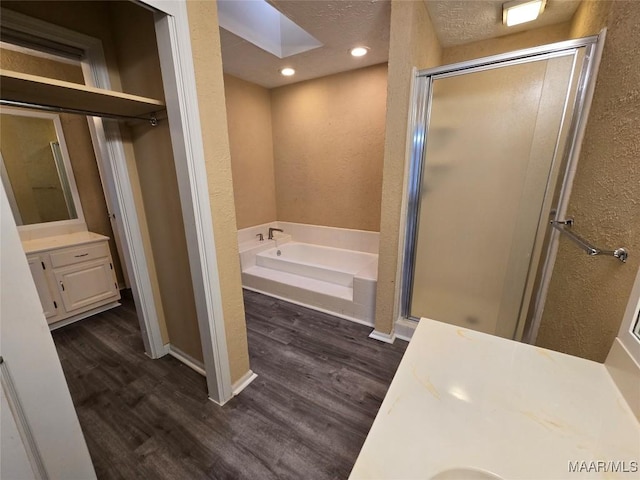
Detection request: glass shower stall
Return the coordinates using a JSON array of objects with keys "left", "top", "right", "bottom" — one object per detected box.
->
[{"left": 401, "top": 35, "right": 604, "bottom": 340}]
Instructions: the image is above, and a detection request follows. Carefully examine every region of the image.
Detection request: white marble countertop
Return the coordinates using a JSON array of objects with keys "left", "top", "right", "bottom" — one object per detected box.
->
[
  {"left": 350, "top": 319, "right": 640, "bottom": 480},
  {"left": 22, "top": 231, "right": 109, "bottom": 254}
]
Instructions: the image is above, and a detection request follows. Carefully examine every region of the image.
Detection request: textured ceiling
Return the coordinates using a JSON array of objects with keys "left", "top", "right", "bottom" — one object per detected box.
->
[
  {"left": 219, "top": 0, "right": 581, "bottom": 88},
  {"left": 425, "top": 0, "right": 581, "bottom": 47},
  {"left": 220, "top": 0, "right": 391, "bottom": 89}
]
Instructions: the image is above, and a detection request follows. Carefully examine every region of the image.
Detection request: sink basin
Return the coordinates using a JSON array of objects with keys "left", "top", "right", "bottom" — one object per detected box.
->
[{"left": 430, "top": 468, "right": 503, "bottom": 480}]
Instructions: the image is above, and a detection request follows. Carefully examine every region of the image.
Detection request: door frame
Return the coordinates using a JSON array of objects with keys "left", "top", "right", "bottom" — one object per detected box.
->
[
  {"left": 141, "top": 0, "right": 233, "bottom": 403},
  {"left": 397, "top": 34, "right": 606, "bottom": 342},
  {"left": 1, "top": 2, "right": 234, "bottom": 404},
  {"left": 0, "top": 7, "right": 166, "bottom": 359}
]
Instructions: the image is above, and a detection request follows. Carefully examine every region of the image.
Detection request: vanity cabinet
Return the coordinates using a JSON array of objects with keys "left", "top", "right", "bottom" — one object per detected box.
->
[
  {"left": 22, "top": 232, "right": 121, "bottom": 327},
  {"left": 27, "top": 255, "right": 59, "bottom": 320}
]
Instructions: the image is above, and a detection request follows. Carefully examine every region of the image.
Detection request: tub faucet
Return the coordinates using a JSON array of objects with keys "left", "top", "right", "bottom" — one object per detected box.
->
[
  {"left": 256, "top": 233, "right": 264, "bottom": 241},
  {"left": 268, "top": 227, "right": 283, "bottom": 240}
]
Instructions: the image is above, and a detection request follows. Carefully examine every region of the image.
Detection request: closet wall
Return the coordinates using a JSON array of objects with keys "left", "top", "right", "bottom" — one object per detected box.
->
[
  {"left": 2, "top": 0, "right": 256, "bottom": 385},
  {"left": 186, "top": 0, "right": 251, "bottom": 383},
  {"left": 0, "top": 1, "right": 206, "bottom": 360}
]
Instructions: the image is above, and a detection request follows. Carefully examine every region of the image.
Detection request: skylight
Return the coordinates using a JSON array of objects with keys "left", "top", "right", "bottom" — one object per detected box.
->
[{"left": 217, "top": 0, "right": 323, "bottom": 59}]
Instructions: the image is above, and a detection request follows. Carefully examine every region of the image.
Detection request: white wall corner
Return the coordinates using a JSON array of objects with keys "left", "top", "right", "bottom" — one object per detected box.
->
[
  {"left": 605, "top": 338, "right": 640, "bottom": 421},
  {"left": 394, "top": 317, "right": 416, "bottom": 342},
  {"left": 232, "top": 370, "right": 258, "bottom": 396},
  {"left": 369, "top": 329, "right": 396, "bottom": 344}
]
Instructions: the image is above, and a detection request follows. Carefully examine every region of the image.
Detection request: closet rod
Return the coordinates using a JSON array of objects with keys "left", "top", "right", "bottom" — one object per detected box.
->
[{"left": 0, "top": 99, "right": 159, "bottom": 126}]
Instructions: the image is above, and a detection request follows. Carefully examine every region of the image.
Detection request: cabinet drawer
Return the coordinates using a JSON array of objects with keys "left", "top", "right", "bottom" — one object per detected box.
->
[{"left": 50, "top": 242, "right": 110, "bottom": 268}]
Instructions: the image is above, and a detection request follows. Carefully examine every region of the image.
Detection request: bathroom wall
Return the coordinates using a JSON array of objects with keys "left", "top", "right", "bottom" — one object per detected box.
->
[
  {"left": 441, "top": 22, "right": 571, "bottom": 64},
  {"left": 0, "top": 46, "right": 126, "bottom": 286},
  {"left": 186, "top": 0, "right": 251, "bottom": 384},
  {"left": 374, "top": 0, "right": 442, "bottom": 334},
  {"left": 536, "top": 0, "right": 640, "bottom": 362},
  {"left": 224, "top": 74, "right": 277, "bottom": 229},
  {"left": 270, "top": 64, "right": 388, "bottom": 232}
]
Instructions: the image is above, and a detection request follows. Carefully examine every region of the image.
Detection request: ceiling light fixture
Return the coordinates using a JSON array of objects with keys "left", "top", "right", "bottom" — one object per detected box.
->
[
  {"left": 502, "top": 0, "right": 546, "bottom": 27},
  {"left": 280, "top": 67, "right": 295, "bottom": 76},
  {"left": 350, "top": 46, "right": 369, "bottom": 57}
]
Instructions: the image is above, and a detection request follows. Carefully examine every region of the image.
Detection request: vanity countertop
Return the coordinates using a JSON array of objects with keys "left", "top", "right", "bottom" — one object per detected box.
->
[
  {"left": 350, "top": 319, "right": 640, "bottom": 479},
  {"left": 21, "top": 231, "right": 109, "bottom": 254}
]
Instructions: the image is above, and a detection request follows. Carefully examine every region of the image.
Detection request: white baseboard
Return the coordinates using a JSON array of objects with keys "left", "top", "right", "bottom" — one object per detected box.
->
[
  {"left": 232, "top": 369, "right": 258, "bottom": 396},
  {"left": 168, "top": 345, "right": 206, "bottom": 377},
  {"left": 369, "top": 329, "right": 396, "bottom": 344},
  {"left": 394, "top": 317, "right": 417, "bottom": 342},
  {"left": 144, "top": 342, "right": 171, "bottom": 360}
]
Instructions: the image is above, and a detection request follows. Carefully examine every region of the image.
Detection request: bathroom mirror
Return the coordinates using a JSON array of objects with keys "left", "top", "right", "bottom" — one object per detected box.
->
[{"left": 0, "top": 108, "right": 83, "bottom": 227}]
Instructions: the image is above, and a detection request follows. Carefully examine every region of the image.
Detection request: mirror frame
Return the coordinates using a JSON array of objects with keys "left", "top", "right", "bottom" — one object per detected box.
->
[
  {"left": 618, "top": 266, "right": 640, "bottom": 364},
  {"left": 0, "top": 106, "right": 86, "bottom": 234}
]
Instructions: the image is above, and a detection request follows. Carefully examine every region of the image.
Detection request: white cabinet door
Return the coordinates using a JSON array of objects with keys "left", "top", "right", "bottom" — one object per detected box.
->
[
  {"left": 26, "top": 255, "right": 58, "bottom": 320},
  {"left": 54, "top": 258, "right": 119, "bottom": 313}
]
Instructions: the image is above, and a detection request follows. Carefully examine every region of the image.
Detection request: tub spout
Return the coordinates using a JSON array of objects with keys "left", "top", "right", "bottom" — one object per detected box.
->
[{"left": 268, "top": 227, "right": 283, "bottom": 240}]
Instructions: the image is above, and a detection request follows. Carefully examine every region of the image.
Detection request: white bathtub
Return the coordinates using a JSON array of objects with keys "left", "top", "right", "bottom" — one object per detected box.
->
[
  {"left": 238, "top": 224, "right": 379, "bottom": 326},
  {"left": 256, "top": 242, "right": 377, "bottom": 287}
]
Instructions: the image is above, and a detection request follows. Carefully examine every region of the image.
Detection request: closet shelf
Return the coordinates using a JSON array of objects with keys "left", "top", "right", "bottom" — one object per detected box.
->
[{"left": 0, "top": 69, "right": 164, "bottom": 118}]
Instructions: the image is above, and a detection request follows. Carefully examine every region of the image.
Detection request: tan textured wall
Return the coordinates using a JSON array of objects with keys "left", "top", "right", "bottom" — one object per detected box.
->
[
  {"left": 442, "top": 22, "right": 571, "bottom": 64},
  {"left": 536, "top": 0, "right": 640, "bottom": 362},
  {"left": 569, "top": 0, "right": 612, "bottom": 39},
  {"left": 0, "top": 47, "right": 126, "bottom": 286},
  {"left": 270, "top": 64, "right": 388, "bottom": 231},
  {"left": 109, "top": 1, "right": 200, "bottom": 359},
  {"left": 0, "top": 47, "right": 84, "bottom": 83},
  {"left": 186, "top": 0, "right": 250, "bottom": 383},
  {"left": 223, "top": 74, "right": 277, "bottom": 229},
  {"left": 2, "top": 2, "right": 125, "bottom": 93},
  {"left": 375, "top": 0, "right": 442, "bottom": 333}
]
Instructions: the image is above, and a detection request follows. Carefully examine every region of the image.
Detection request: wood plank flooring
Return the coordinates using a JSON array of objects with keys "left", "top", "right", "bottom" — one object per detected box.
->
[{"left": 52, "top": 290, "right": 407, "bottom": 479}]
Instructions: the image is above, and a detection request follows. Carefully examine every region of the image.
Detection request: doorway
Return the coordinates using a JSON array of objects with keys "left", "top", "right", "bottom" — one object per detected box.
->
[
  {"left": 401, "top": 37, "right": 604, "bottom": 340},
  {"left": 0, "top": 1, "right": 234, "bottom": 404}
]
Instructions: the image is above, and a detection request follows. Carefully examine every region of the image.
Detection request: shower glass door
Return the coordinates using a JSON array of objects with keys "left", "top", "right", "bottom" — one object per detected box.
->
[{"left": 404, "top": 44, "right": 592, "bottom": 339}]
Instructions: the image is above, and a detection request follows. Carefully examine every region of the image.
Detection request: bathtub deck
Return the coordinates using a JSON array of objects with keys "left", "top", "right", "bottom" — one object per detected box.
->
[{"left": 51, "top": 289, "right": 407, "bottom": 480}]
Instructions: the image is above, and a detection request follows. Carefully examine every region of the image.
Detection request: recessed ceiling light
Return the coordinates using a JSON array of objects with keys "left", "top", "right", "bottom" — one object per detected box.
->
[
  {"left": 502, "top": 0, "right": 546, "bottom": 27},
  {"left": 280, "top": 67, "right": 295, "bottom": 76},
  {"left": 350, "top": 46, "right": 369, "bottom": 57}
]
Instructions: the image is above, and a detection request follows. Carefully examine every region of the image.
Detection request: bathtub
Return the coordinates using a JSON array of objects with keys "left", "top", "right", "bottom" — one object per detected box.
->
[
  {"left": 238, "top": 227, "right": 378, "bottom": 326},
  {"left": 256, "top": 242, "right": 376, "bottom": 287}
]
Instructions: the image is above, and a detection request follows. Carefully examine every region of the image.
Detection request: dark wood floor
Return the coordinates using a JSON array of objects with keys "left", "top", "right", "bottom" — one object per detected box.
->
[{"left": 52, "top": 290, "right": 407, "bottom": 480}]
